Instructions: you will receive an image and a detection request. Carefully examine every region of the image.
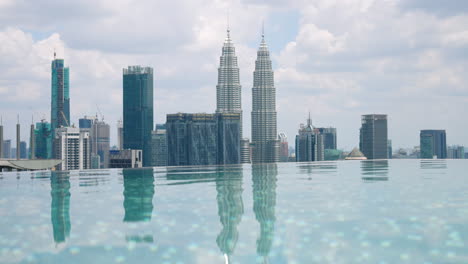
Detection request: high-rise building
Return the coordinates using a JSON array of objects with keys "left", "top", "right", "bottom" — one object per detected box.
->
[
  {"left": 216, "top": 28, "right": 242, "bottom": 138},
  {"left": 123, "top": 66, "right": 154, "bottom": 167},
  {"left": 79, "top": 116, "right": 93, "bottom": 129},
  {"left": 51, "top": 55, "right": 70, "bottom": 133},
  {"left": 317, "top": 127, "right": 337, "bottom": 150},
  {"left": 34, "top": 121, "right": 53, "bottom": 159},
  {"left": 166, "top": 113, "right": 217, "bottom": 166},
  {"left": 240, "top": 138, "right": 251, "bottom": 163},
  {"left": 20, "top": 141, "right": 27, "bottom": 159},
  {"left": 91, "top": 119, "right": 110, "bottom": 168},
  {"left": 420, "top": 130, "right": 447, "bottom": 159},
  {"left": 217, "top": 113, "right": 241, "bottom": 165},
  {"left": 278, "top": 133, "right": 289, "bottom": 162},
  {"left": 151, "top": 124, "right": 168, "bottom": 167},
  {"left": 448, "top": 145, "right": 465, "bottom": 159},
  {"left": 387, "top": 139, "right": 393, "bottom": 159},
  {"left": 117, "top": 119, "right": 123, "bottom": 150},
  {"left": 2, "top": 139, "right": 11, "bottom": 159},
  {"left": 54, "top": 127, "right": 90, "bottom": 170},
  {"left": 0, "top": 121, "right": 3, "bottom": 159},
  {"left": 295, "top": 116, "right": 324, "bottom": 162},
  {"left": 359, "top": 114, "right": 388, "bottom": 160},
  {"left": 251, "top": 31, "right": 279, "bottom": 163}
]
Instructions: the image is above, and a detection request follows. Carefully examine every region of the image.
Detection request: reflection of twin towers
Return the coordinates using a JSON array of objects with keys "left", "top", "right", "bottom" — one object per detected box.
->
[{"left": 49, "top": 164, "right": 278, "bottom": 262}]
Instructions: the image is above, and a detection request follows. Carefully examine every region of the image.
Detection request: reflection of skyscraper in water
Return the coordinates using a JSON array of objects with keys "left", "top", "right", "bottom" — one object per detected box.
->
[
  {"left": 215, "top": 167, "right": 244, "bottom": 262},
  {"left": 50, "top": 171, "right": 71, "bottom": 243},
  {"left": 361, "top": 160, "right": 389, "bottom": 181},
  {"left": 252, "top": 164, "right": 277, "bottom": 261},
  {"left": 122, "top": 168, "right": 155, "bottom": 222}
]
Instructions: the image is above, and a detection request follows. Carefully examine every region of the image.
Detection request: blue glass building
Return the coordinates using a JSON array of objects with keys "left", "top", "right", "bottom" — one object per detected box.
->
[
  {"left": 420, "top": 130, "right": 447, "bottom": 159},
  {"left": 34, "top": 121, "right": 53, "bottom": 159},
  {"left": 51, "top": 58, "right": 70, "bottom": 132},
  {"left": 123, "top": 66, "right": 154, "bottom": 167}
]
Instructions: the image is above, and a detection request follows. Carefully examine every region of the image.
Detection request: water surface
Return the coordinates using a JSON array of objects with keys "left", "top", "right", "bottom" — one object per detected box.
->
[{"left": 0, "top": 160, "right": 467, "bottom": 263}]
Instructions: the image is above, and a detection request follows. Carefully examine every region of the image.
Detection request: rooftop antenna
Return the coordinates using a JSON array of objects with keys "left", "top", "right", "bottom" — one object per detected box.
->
[
  {"left": 226, "top": 9, "right": 231, "bottom": 39},
  {"left": 262, "top": 20, "right": 265, "bottom": 40},
  {"left": 54, "top": 48, "right": 56, "bottom": 60},
  {"left": 307, "top": 111, "right": 312, "bottom": 127}
]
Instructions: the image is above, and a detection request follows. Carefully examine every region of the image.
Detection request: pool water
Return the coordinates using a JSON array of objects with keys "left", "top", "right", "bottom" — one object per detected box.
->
[{"left": 0, "top": 160, "right": 467, "bottom": 263}]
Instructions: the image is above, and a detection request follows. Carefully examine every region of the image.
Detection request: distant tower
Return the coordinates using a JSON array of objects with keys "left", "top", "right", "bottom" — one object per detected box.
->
[
  {"left": 295, "top": 114, "right": 324, "bottom": 162},
  {"left": 51, "top": 52, "right": 70, "bottom": 132},
  {"left": 278, "top": 133, "right": 289, "bottom": 162},
  {"left": 359, "top": 114, "right": 388, "bottom": 159},
  {"left": 123, "top": 66, "right": 154, "bottom": 167},
  {"left": 420, "top": 130, "right": 447, "bottom": 159},
  {"left": 0, "top": 117, "right": 3, "bottom": 159},
  {"left": 16, "top": 116, "right": 20, "bottom": 160},
  {"left": 30, "top": 119, "right": 35, "bottom": 160},
  {"left": 117, "top": 119, "right": 124, "bottom": 150},
  {"left": 251, "top": 29, "right": 279, "bottom": 163},
  {"left": 216, "top": 27, "right": 242, "bottom": 137}
]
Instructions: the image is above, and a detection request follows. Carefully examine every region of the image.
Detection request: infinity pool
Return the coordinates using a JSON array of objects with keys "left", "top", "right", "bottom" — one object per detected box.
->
[{"left": 0, "top": 160, "right": 467, "bottom": 263}]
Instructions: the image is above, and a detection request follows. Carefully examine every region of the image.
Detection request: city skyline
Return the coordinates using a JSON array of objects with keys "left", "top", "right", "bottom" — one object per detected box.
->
[{"left": 0, "top": 1, "right": 467, "bottom": 150}]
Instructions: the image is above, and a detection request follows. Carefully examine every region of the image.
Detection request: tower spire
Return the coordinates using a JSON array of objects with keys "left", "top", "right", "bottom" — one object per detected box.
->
[
  {"left": 307, "top": 111, "right": 312, "bottom": 127},
  {"left": 262, "top": 20, "right": 265, "bottom": 40},
  {"left": 54, "top": 48, "right": 56, "bottom": 60}
]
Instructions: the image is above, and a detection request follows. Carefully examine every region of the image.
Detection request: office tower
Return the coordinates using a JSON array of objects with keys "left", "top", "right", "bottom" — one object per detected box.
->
[
  {"left": 240, "top": 138, "right": 251, "bottom": 164},
  {"left": 420, "top": 130, "right": 447, "bottom": 159},
  {"left": 54, "top": 127, "right": 90, "bottom": 170},
  {"left": 30, "top": 123, "right": 35, "bottom": 159},
  {"left": 51, "top": 54, "right": 70, "bottom": 132},
  {"left": 117, "top": 119, "right": 123, "bottom": 150},
  {"left": 359, "top": 114, "right": 388, "bottom": 160},
  {"left": 216, "top": 28, "right": 242, "bottom": 137},
  {"left": 151, "top": 124, "right": 167, "bottom": 166},
  {"left": 0, "top": 120, "right": 3, "bottom": 159},
  {"left": 16, "top": 121, "right": 20, "bottom": 160},
  {"left": 91, "top": 119, "right": 110, "bottom": 168},
  {"left": 123, "top": 66, "right": 153, "bottom": 167},
  {"left": 317, "top": 127, "right": 337, "bottom": 150},
  {"left": 448, "top": 145, "right": 465, "bottom": 159},
  {"left": 109, "top": 149, "right": 142, "bottom": 168},
  {"left": 3, "top": 139, "right": 11, "bottom": 159},
  {"left": 11, "top": 148, "right": 16, "bottom": 159},
  {"left": 34, "top": 121, "right": 53, "bottom": 159},
  {"left": 20, "top": 141, "right": 27, "bottom": 159},
  {"left": 295, "top": 116, "right": 324, "bottom": 162},
  {"left": 166, "top": 113, "right": 217, "bottom": 166},
  {"left": 251, "top": 31, "right": 279, "bottom": 163},
  {"left": 278, "top": 133, "right": 289, "bottom": 162},
  {"left": 217, "top": 113, "right": 241, "bottom": 165},
  {"left": 79, "top": 116, "right": 93, "bottom": 129},
  {"left": 387, "top": 139, "right": 393, "bottom": 159}
]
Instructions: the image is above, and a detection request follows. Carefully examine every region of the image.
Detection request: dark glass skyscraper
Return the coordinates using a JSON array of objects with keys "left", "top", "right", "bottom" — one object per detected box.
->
[
  {"left": 51, "top": 57, "right": 70, "bottom": 132},
  {"left": 123, "top": 66, "right": 154, "bottom": 167},
  {"left": 317, "top": 127, "right": 337, "bottom": 150},
  {"left": 420, "top": 130, "right": 447, "bottom": 159},
  {"left": 166, "top": 113, "right": 240, "bottom": 166},
  {"left": 295, "top": 116, "right": 324, "bottom": 162},
  {"left": 34, "top": 121, "right": 53, "bottom": 159},
  {"left": 359, "top": 114, "right": 388, "bottom": 160}
]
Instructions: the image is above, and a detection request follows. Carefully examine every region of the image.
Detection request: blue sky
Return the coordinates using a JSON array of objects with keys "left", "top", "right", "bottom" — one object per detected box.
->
[{"left": 0, "top": 0, "right": 467, "bottom": 151}]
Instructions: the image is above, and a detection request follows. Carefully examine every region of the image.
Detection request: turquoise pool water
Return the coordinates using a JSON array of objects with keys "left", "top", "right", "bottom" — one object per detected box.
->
[{"left": 0, "top": 160, "right": 467, "bottom": 263}]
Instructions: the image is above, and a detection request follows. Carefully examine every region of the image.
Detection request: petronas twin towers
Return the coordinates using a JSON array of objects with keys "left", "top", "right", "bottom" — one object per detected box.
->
[{"left": 216, "top": 28, "right": 280, "bottom": 163}]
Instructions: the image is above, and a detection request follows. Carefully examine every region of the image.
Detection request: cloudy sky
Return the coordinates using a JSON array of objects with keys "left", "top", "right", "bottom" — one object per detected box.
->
[{"left": 0, "top": 0, "right": 467, "bottom": 150}]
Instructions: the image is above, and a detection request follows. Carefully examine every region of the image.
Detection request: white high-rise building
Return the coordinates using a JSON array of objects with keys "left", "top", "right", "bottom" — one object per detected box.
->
[
  {"left": 251, "top": 31, "right": 279, "bottom": 163},
  {"left": 55, "top": 127, "right": 90, "bottom": 170},
  {"left": 216, "top": 28, "right": 242, "bottom": 136}
]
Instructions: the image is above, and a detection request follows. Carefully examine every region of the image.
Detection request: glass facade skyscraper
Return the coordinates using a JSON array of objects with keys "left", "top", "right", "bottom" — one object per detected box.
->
[
  {"left": 251, "top": 33, "right": 279, "bottom": 163},
  {"left": 51, "top": 58, "right": 70, "bottom": 132},
  {"left": 166, "top": 113, "right": 240, "bottom": 166},
  {"left": 359, "top": 114, "right": 388, "bottom": 160},
  {"left": 34, "top": 121, "right": 53, "bottom": 159},
  {"left": 317, "top": 127, "right": 337, "bottom": 150},
  {"left": 295, "top": 116, "right": 324, "bottom": 162},
  {"left": 420, "top": 130, "right": 447, "bottom": 159},
  {"left": 123, "top": 66, "right": 154, "bottom": 167}
]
